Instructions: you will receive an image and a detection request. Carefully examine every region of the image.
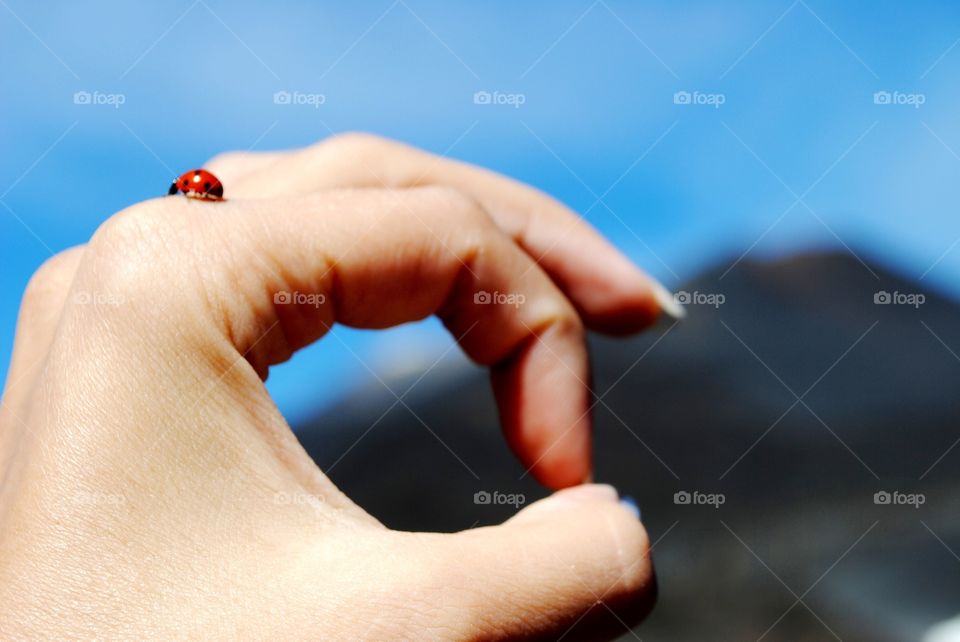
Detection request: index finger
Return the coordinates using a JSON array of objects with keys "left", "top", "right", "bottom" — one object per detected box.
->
[
  {"left": 207, "top": 134, "right": 685, "bottom": 334},
  {"left": 76, "top": 187, "right": 593, "bottom": 488}
]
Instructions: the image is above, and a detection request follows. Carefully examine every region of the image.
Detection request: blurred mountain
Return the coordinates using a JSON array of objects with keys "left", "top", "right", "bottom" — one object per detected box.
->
[{"left": 294, "top": 250, "right": 960, "bottom": 642}]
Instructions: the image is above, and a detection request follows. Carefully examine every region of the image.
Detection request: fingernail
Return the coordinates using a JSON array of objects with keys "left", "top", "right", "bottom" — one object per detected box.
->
[
  {"left": 619, "top": 495, "right": 641, "bottom": 521},
  {"left": 650, "top": 279, "right": 687, "bottom": 320},
  {"left": 558, "top": 483, "right": 619, "bottom": 504}
]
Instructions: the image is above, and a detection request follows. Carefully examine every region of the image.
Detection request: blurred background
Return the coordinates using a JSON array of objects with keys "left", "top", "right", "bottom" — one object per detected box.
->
[{"left": 3, "top": 1, "right": 960, "bottom": 640}]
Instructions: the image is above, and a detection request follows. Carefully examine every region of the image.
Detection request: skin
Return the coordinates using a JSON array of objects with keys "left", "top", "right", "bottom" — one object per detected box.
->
[{"left": 0, "top": 133, "right": 674, "bottom": 640}]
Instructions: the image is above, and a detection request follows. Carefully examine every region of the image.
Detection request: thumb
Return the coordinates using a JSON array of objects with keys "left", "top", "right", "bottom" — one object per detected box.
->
[{"left": 435, "top": 485, "right": 656, "bottom": 641}]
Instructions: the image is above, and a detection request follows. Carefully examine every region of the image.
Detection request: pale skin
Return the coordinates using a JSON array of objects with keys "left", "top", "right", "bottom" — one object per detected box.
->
[{"left": 0, "top": 134, "right": 680, "bottom": 640}]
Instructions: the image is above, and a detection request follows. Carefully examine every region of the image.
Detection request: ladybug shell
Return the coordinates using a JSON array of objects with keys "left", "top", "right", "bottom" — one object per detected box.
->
[{"left": 168, "top": 169, "right": 223, "bottom": 200}]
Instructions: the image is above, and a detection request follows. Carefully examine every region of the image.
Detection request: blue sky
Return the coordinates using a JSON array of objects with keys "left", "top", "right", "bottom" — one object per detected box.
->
[{"left": 3, "top": 1, "right": 960, "bottom": 422}]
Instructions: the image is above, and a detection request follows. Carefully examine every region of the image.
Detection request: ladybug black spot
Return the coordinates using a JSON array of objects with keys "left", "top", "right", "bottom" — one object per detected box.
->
[{"left": 204, "top": 182, "right": 211, "bottom": 190}]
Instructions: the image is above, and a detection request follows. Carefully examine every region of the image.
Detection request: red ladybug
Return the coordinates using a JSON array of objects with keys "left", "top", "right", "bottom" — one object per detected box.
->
[{"left": 168, "top": 169, "right": 224, "bottom": 201}]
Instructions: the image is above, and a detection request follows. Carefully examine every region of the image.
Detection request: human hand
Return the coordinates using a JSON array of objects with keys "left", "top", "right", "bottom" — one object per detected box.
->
[{"left": 0, "top": 134, "right": 675, "bottom": 639}]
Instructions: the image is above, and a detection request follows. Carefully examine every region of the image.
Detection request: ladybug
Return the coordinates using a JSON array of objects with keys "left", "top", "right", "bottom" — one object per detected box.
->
[{"left": 168, "top": 169, "right": 224, "bottom": 201}]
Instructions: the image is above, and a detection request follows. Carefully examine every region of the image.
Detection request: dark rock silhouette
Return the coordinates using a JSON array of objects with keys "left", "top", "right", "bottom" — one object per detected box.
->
[{"left": 295, "top": 250, "right": 960, "bottom": 642}]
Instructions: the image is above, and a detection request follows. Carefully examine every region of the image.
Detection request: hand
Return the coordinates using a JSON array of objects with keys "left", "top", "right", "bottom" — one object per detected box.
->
[{"left": 0, "top": 134, "right": 672, "bottom": 640}]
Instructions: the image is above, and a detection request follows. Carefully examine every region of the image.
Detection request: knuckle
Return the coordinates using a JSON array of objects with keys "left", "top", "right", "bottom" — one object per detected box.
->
[
  {"left": 90, "top": 200, "right": 166, "bottom": 250},
  {"left": 24, "top": 247, "right": 83, "bottom": 297},
  {"left": 407, "top": 184, "right": 492, "bottom": 228},
  {"left": 316, "top": 133, "right": 420, "bottom": 187},
  {"left": 20, "top": 247, "right": 84, "bottom": 311},
  {"left": 402, "top": 185, "right": 498, "bottom": 260},
  {"left": 204, "top": 150, "right": 244, "bottom": 172},
  {"left": 84, "top": 200, "right": 190, "bottom": 303},
  {"left": 320, "top": 131, "right": 386, "bottom": 158},
  {"left": 538, "top": 297, "right": 585, "bottom": 341}
]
